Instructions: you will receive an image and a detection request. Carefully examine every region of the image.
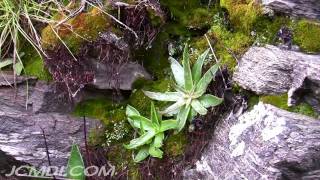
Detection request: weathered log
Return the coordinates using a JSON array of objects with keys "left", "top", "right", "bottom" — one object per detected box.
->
[
  {"left": 233, "top": 45, "right": 320, "bottom": 110},
  {"left": 260, "top": 0, "right": 320, "bottom": 19},
  {"left": 184, "top": 102, "right": 320, "bottom": 179},
  {"left": 0, "top": 74, "right": 101, "bottom": 171}
]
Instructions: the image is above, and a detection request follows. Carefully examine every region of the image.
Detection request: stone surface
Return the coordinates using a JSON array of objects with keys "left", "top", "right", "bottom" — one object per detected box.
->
[
  {"left": 261, "top": 0, "right": 320, "bottom": 19},
  {"left": 90, "top": 61, "right": 152, "bottom": 90},
  {"left": 184, "top": 102, "right": 320, "bottom": 179},
  {"left": 233, "top": 45, "right": 320, "bottom": 109},
  {"left": 0, "top": 73, "right": 101, "bottom": 171}
]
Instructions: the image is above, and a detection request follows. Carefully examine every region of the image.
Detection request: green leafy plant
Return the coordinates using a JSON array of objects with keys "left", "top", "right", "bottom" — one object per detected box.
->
[
  {"left": 124, "top": 103, "right": 177, "bottom": 162},
  {"left": 143, "top": 45, "right": 223, "bottom": 132},
  {"left": 0, "top": 0, "right": 57, "bottom": 74},
  {"left": 66, "top": 144, "right": 85, "bottom": 180}
]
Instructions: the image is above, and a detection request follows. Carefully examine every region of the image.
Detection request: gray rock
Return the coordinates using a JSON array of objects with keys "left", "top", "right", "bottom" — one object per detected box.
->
[
  {"left": 233, "top": 45, "right": 320, "bottom": 110},
  {"left": 260, "top": 0, "right": 320, "bottom": 19},
  {"left": 90, "top": 61, "right": 152, "bottom": 90},
  {"left": 184, "top": 102, "right": 320, "bottom": 179},
  {"left": 0, "top": 74, "right": 101, "bottom": 169}
]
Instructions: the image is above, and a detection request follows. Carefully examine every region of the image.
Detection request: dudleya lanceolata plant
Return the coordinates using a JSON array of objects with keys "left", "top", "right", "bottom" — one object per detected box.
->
[
  {"left": 124, "top": 102, "right": 177, "bottom": 162},
  {"left": 143, "top": 45, "right": 223, "bottom": 132}
]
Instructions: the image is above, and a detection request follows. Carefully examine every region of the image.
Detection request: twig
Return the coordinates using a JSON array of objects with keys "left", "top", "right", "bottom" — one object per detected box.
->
[
  {"left": 40, "top": 127, "right": 57, "bottom": 180},
  {"left": 204, "top": 34, "right": 228, "bottom": 89},
  {"left": 83, "top": 116, "right": 91, "bottom": 164}
]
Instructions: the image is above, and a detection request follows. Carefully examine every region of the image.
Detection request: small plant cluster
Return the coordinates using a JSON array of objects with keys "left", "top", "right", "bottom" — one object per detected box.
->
[
  {"left": 124, "top": 45, "right": 223, "bottom": 162},
  {"left": 105, "top": 121, "right": 130, "bottom": 147}
]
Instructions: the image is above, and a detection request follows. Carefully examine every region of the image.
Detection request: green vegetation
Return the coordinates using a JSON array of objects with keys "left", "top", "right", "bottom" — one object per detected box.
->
[
  {"left": 220, "top": 0, "right": 260, "bottom": 33},
  {"left": 67, "top": 144, "right": 85, "bottom": 180},
  {"left": 0, "top": 0, "right": 57, "bottom": 75},
  {"left": 164, "top": 132, "right": 187, "bottom": 157},
  {"left": 160, "top": 0, "right": 216, "bottom": 29},
  {"left": 143, "top": 45, "right": 223, "bottom": 132},
  {"left": 41, "top": 7, "right": 112, "bottom": 53},
  {"left": 260, "top": 94, "right": 318, "bottom": 118},
  {"left": 125, "top": 103, "right": 177, "bottom": 162},
  {"left": 293, "top": 19, "right": 320, "bottom": 53}
]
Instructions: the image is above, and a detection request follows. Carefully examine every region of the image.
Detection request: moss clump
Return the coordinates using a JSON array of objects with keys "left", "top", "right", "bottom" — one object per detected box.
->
[
  {"left": 253, "top": 16, "right": 290, "bottom": 45},
  {"left": 220, "top": 0, "right": 260, "bottom": 33},
  {"left": 24, "top": 56, "right": 52, "bottom": 81},
  {"left": 106, "top": 145, "right": 140, "bottom": 178},
  {"left": 190, "top": 24, "right": 252, "bottom": 71},
  {"left": 21, "top": 45, "right": 52, "bottom": 81},
  {"left": 160, "top": 0, "right": 216, "bottom": 29},
  {"left": 164, "top": 133, "right": 187, "bottom": 157},
  {"left": 41, "top": 7, "right": 112, "bottom": 52},
  {"left": 260, "top": 94, "right": 318, "bottom": 118},
  {"left": 293, "top": 20, "right": 320, "bottom": 53},
  {"left": 74, "top": 98, "right": 132, "bottom": 145}
]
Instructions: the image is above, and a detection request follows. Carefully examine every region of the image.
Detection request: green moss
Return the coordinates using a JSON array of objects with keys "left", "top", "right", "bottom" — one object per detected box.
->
[
  {"left": 106, "top": 144, "right": 140, "bottom": 179},
  {"left": 24, "top": 56, "right": 52, "bottom": 81},
  {"left": 164, "top": 133, "right": 187, "bottom": 157},
  {"left": 21, "top": 45, "right": 52, "bottom": 81},
  {"left": 220, "top": 0, "right": 260, "bottom": 33},
  {"left": 260, "top": 94, "right": 318, "bottom": 118},
  {"left": 41, "top": 7, "right": 112, "bottom": 52},
  {"left": 160, "top": 0, "right": 216, "bottom": 29},
  {"left": 293, "top": 20, "right": 320, "bottom": 53},
  {"left": 190, "top": 25, "right": 252, "bottom": 71},
  {"left": 253, "top": 16, "right": 290, "bottom": 45}
]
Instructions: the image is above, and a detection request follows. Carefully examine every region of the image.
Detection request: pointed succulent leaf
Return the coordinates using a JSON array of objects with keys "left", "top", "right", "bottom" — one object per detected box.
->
[
  {"left": 153, "top": 132, "right": 165, "bottom": 148},
  {"left": 192, "top": 49, "right": 209, "bottom": 84},
  {"left": 127, "top": 115, "right": 154, "bottom": 131},
  {"left": 124, "top": 131, "right": 156, "bottom": 149},
  {"left": 67, "top": 144, "right": 85, "bottom": 180},
  {"left": 160, "top": 120, "right": 178, "bottom": 132},
  {"left": 139, "top": 120, "right": 146, "bottom": 135},
  {"left": 183, "top": 45, "right": 193, "bottom": 91},
  {"left": 176, "top": 105, "right": 191, "bottom": 133},
  {"left": 189, "top": 109, "right": 197, "bottom": 122},
  {"left": 169, "top": 57, "right": 184, "bottom": 87},
  {"left": 126, "top": 105, "right": 140, "bottom": 117},
  {"left": 163, "top": 108, "right": 179, "bottom": 117},
  {"left": 161, "top": 100, "right": 185, "bottom": 115},
  {"left": 143, "top": 91, "right": 181, "bottom": 102},
  {"left": 134, "top": 146, "right": 150, "bottom": 163},
  {"left": 199, "top": 94, "right": 223, "bottom": 108},
  {"left": 195, "top": 64, "right": 219, "bottom": 94},
  {"left": 13, "top": 61, "right": 23, "bottom": 76},
  {"left": 150, "top": 102, "right": 160, "bottom": 128},
  {"left": 0, "top": 59, "right": 13, "bottom": 69},
  {"left": 149, "top": 146, "right": 163, "bottom": 158},
  {"left": 173, "top": 83, "right": 187, "bottom": 94},
  {"left": 191, "top": 99, "right": 208, "bottom": 115}
]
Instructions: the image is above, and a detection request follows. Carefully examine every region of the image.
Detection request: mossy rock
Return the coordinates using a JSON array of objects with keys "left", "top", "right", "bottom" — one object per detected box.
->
[
  {"left": 260, "top": 94, "right": 318, "bottom": 118},
  {"left": 293, "top": 19, "right": 320, "bottom": 53},
  {"left": 41, "top": 7, "right": 112, "bottom": 53}
]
